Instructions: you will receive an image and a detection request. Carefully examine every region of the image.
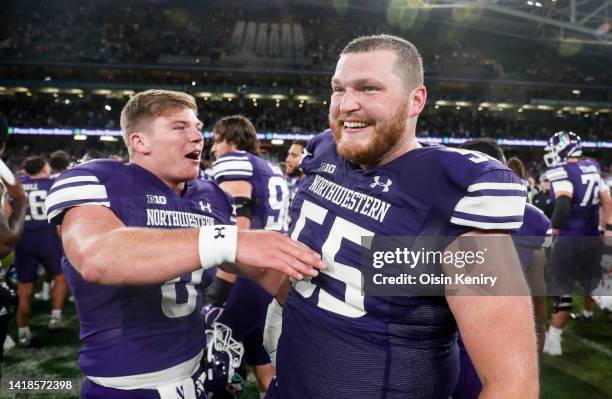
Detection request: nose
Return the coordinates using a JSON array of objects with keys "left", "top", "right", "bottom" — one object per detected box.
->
[
  {"left": 190, "top": 127, "right": 203, "bottom": 143},
  {"left": 338, "top": 88, "right": 360, "bottom": 114}
]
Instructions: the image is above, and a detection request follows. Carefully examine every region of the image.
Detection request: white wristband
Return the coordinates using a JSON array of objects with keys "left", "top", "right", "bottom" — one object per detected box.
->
[
  {"left": 198, "top": 225, "right": 237, "bottom": 270},
  {"left": 0, "top": 159, "right": 16, "bottom": 185}
]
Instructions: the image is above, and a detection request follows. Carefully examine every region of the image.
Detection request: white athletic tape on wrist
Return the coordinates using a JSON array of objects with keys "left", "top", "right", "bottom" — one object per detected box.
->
[
  {"left": 198, "top": 225, "right": 237, "bottom": 270},
  {"left": 0, "top": 159, "right": 16, "bottom": 185}
]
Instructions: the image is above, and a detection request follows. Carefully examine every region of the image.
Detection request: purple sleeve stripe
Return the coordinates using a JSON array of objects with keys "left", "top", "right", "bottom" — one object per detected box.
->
[{"left": 464, "top": 189, "right": 527, "bottom": 197}]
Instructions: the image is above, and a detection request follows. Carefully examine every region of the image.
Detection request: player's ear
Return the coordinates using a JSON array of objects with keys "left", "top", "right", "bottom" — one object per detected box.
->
[
  {"left": 129, "top": 131, "right": 151, "bottom": 155},
  {"left": 407, "top": 85, "right": 427, "bottom": 117}
]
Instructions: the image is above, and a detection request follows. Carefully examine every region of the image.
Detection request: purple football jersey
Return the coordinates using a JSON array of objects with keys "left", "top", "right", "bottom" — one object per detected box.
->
[
  {"left": 546, "top": 159, "right": 603, "bottom": 236},
  {"left": 212, "top": 151, "right": 289, "bottom": 232},
  {"left": 20, "top": 175, "right": 56, "bottom": 230},
  {"left": 45, "top": 160, "right": 233, "bottom": 378},
  {"left": 512, "top": 203, "right": 551, "bottom": 271},
  {"left": 14, "top": 176, "right": 63, "bottom": 282},
  {"left": 271, "top": 131, "right": 526, "bottom": 399}
]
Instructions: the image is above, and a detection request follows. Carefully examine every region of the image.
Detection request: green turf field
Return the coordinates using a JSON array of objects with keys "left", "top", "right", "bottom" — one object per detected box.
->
[{"left": 1, "top": 296, "right": 610, "bottom": 398}]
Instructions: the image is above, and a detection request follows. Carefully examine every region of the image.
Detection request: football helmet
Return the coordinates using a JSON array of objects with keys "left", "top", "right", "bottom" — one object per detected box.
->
[
  {"left": 203, "top": 322, "right": 245, "bottom": 398},
  {"left": 543, "top": 131, "right": 582, "bottom": 167}
]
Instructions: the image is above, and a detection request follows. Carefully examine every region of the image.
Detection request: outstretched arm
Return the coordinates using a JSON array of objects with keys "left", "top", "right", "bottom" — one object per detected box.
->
[{"left": 60, "top": 205, "right": 323, "bottom": 285}]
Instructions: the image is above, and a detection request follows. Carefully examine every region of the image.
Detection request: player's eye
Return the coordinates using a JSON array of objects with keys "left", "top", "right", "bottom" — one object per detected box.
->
[
  {"left": 363, "top": 86, "right": 378, "bottom": 92},
  {"left": 332, "top": 86, "right": 345, "bottom": 93}
]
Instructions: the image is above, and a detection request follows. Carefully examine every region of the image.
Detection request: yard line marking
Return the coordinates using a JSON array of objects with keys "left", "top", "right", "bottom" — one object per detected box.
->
[{"left": 566, "top": 331, "right": 612, "bottom": 358}]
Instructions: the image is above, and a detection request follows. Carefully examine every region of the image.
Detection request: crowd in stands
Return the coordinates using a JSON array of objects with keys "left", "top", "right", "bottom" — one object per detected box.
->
[
  {"left": 1, "top": 94, "right": 609, "bottom": 141},
  {"left": 2, "top": 1, "right": 611, "bottom": 86}
]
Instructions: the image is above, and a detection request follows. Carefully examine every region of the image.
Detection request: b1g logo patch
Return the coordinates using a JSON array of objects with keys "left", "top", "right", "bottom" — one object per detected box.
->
[{"left": 146, "top": 194, "right": 167, "bottom": 205}]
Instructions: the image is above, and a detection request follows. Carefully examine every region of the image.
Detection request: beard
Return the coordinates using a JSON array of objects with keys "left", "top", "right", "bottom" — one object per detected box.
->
[
  {"left": 287, "top": 166, "right": 303, "bottom": 178},
  {"left": 329, "top": 99, "right": 409, "bottom": 167}
]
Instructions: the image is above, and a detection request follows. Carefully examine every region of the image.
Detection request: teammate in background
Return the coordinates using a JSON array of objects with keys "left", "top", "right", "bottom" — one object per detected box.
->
[
  {"left": 14, "top": 156, "right": 67, "bottom": 346},
  {"left": 453, "top": 139, "right": 551, "bottom": 399},
  {"left": 265, "top": 35, "right": 537, "bottom": 398},
  {"left": 542, "top": 131, "right": 611, "bottom": 356},
  {"left": 285, "top": 140, "right": 307, "bottom": 202},
  {"left": 44, "top": 90, "right": 322, "bottom": 398},
  {"left": 49, "top": 150, "right": 71, "bottom": 176},
  {"left": 0, "top": 111, "right": 27, "bottom": 368},
  {"left": 209, "top": 115, "right": 290, "bottom": 396},
  {"left": 35, "top": 149, "right": 71, "bottom": 301}
]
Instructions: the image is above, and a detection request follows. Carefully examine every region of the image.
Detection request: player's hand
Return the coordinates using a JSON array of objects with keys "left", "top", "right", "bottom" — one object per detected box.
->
[
  {"left": 5, "top": 179, "right": 26, "bottom": 203},
  {"left": 236, "top": 230, "right": 323, "bottom": 280}
]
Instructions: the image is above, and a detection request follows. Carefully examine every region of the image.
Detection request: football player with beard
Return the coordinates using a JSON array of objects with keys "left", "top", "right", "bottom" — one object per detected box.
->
[
  {"left": 285, "top": 140, "right": 307, "bottom": 201},
  {"left": 264, "top": 35, "right": 538, "bottom": 399},
  {"left": 44, "top": 90, "right": 322, "bottom": 399}
]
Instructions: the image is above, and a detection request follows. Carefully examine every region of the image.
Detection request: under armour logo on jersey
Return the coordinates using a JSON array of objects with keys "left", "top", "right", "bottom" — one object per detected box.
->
[
  {"left": 370, "top": 176, "right": 392, "bottom": 192},
  {"left": 214, "top": 227, "right": 225, "bottom": 239},
  {"left": 199, "top": 201, "right": 212, "bottom": 213}
]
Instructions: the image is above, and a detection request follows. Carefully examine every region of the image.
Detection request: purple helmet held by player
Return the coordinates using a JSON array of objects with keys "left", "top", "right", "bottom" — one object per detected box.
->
[{"left": 543, "top": 131, "right": 582, "bottom": 167}]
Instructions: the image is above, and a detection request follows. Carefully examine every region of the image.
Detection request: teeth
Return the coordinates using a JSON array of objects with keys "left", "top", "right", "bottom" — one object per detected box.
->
[{"left": 344, "top": 121, "right": 368, "bottom": 128}]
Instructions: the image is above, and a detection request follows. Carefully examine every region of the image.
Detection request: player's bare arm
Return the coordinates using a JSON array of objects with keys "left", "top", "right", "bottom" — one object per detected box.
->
[
  {"left": 61, "top": 204, "right": 322, "bottom": 285},
  {"left": 0, "top": 178, "right": 27, "bottom": 257},
  {"left": 447, "top": 231, "right": 539, "bottom": 399}
]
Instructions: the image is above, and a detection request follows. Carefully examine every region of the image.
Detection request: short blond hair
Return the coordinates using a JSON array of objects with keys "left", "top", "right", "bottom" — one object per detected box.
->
[{"left": 120, "top": 89, "right": 197, "bottom": 156}]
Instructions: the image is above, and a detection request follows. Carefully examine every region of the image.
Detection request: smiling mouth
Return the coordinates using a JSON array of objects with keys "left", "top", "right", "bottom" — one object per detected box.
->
[{"left": 342, "top": 121, "right": 372, "bottom": 130}]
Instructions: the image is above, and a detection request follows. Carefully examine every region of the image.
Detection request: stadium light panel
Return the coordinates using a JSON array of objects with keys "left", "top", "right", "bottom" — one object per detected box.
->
[
  {"left": 296, "top": 95, "right": 311, "bottom": 101},
  {"left": 572, "top": 89, "right": 581, "bottom": 95},
  {"left": 222, "top": 93, "right": 236, "bottom": 99},
  {"left": 39, "top": 87, "right": 60, "bottom": 94},
  {"left": 93, "top": 89, "right": 112, "bottom": 95},
  {"left": 104, "top": 105, "right": 112, "bottom": 111},
  {"left": 246, "top": 94, "right": 261, "bottom": 99},
  {"left": 271, "top": 139, "right": 284, "bottom": 145},
  {"left": 195, "top": 92, "right": 212, "bottom": 98},
  {"left": 536, "top": 105, "right": 554, "bottom": 110},
  {"left": 455, "top": 101, "right": 472, "bottom": 107},
  {"left": 100, "top": 135, "right": 118, "bottom": 142},
  {"left": 73, "top": 135, "right": 87, "bottom": 141}
]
